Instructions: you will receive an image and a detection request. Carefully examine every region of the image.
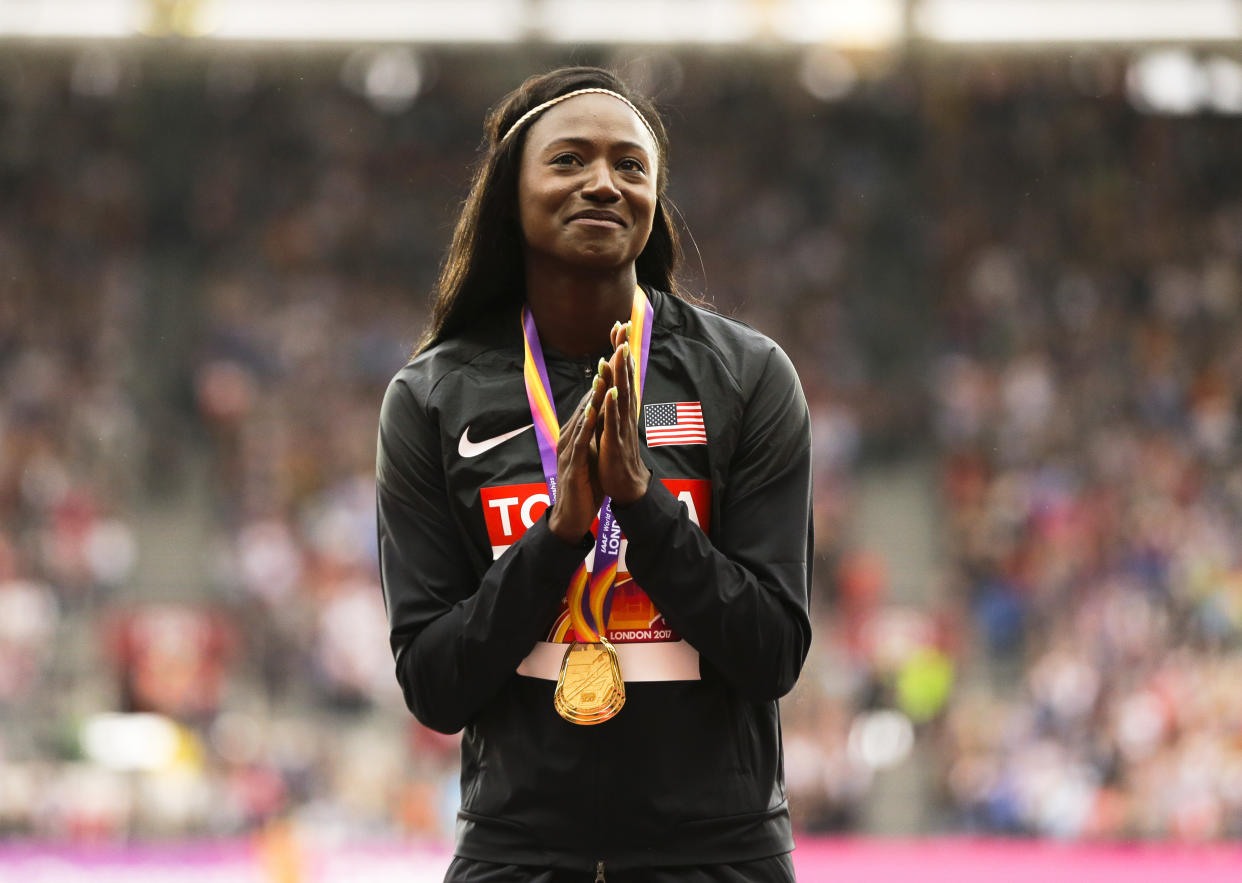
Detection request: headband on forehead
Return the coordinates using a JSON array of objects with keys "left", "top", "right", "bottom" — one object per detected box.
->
[{"left": 499, "top": 87, "right": 658, "bottom": 147}]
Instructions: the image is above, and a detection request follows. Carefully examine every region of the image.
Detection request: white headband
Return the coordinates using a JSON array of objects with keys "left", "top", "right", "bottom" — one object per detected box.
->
[{"left": 499, "top": 87, "right": 658, "bottom": 147}]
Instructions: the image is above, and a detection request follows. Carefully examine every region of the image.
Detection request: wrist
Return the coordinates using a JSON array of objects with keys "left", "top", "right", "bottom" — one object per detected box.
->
[
  {"left": 548, "top": 506, "right": 591, "bottom": 545},
  {"left": 609, "top": 469, "right": 651, "bottom": 507}
]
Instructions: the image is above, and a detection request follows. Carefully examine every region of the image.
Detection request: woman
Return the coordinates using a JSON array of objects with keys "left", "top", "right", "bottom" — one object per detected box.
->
[{"left": 376, "top": 67, "right": 812, "bottom": 881}]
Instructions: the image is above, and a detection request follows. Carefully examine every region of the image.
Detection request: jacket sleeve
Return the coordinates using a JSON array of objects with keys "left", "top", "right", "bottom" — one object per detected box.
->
[
  {"left": 612, "top": 344, "right": 813, "bottom": 702},
  {"left": 376, "top": 374, "right": 593, "bottom": 734}
]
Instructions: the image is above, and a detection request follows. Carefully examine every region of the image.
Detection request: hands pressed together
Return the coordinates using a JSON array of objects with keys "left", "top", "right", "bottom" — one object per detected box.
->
[{"left": 547, "top": 320, "right": 651, "bottom": 544}]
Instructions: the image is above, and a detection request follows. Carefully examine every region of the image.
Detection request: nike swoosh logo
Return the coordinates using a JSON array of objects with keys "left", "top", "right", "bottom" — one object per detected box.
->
[{"left": 458, "top": 423, "right": 533, "bottom": 458}]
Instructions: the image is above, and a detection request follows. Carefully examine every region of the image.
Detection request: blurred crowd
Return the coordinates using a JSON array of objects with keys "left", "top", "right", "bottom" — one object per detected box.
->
[
  {"left": 0, "top": 56, "right": 147, "bottom": 835},
  {"left": 926, "top": 64, "right": 1242, "bottom": 839},
  {"left": 0, "top": 48, "right": 1239, "bottom": 845}
]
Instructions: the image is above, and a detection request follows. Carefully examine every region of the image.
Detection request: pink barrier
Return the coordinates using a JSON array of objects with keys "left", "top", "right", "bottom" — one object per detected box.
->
[
  {"left": 1, "top": 838, "right": 1239, "bottom": 881},
  {"left": 792, "top": 838, "right": 1242, "bottom": 882}
]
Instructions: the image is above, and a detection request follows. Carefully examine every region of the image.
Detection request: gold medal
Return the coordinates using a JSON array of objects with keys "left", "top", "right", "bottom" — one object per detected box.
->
[{"left": 553, "top": 639, "right": 626, "bottom": 725}]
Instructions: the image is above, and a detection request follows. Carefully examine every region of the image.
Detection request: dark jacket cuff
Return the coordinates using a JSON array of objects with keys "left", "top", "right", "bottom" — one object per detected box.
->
[
  {"left": 610, "top": 477, "right": 682, "bottom": 545},
  {"left": 531, "top": 510, "right": 596, "bottom": 557}
]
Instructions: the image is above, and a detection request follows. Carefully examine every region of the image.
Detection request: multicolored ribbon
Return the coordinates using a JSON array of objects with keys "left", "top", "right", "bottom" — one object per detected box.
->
[{"left": 522, "top": 286, "right": 653, "bottom": 643}]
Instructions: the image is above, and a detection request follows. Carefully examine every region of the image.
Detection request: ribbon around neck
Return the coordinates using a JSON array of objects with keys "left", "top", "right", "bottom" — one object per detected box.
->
[{"left": 521, "top": 286, "right": 653, "bottom": 643}]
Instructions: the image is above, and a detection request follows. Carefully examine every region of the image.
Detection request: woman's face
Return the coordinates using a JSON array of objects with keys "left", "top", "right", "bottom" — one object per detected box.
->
[{"left": 517, "top": 93, "right": 658, "bottom": 276}]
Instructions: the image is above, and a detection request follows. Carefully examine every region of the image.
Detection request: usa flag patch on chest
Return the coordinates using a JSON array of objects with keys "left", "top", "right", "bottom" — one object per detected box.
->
[{"left": 644, "top": 401, "right": 707, "bottom": 447}]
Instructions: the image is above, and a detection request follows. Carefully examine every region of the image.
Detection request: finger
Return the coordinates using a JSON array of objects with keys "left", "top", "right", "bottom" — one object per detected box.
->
[
  {"left": 574, "top": 383, "right": 594, "bottom": 417},
  {"left": 588, "top": 365, "right": 609, "bottom": 439},
  {"left": 580, "top": 396, "right": 605, "bottom": 499},
  {"left": 608, "top": 341, "right": 624, "bottom": 389},
  {"left": 625, "top": 340, "right": 639, "bottom": 424},
  {"left": 597, "top": 368, "right": 609, "bottom": 407},
  {"left": 604, "top": 347, "right": 622, "bottom": 442},
  {"left": 560, "top": 403, "right": 591, "bottom": 487},
  {"left": 613, "top": 342, "right": 634, "bottom": 437},
  {"left": 557, "top": 387, "right": 594, "bottom": 453},
  {"left": 596, "top": 356, "right": 614, "bottom": 396},
  {"left": 578, "top": 375, "right": 603, "bottom": 446},
  {"left": 613, "top": 319, "right": 634, "bottom": 351},
  {"left": 567, "top": 384, "right": 594, "bottom": 426},
  {"left": 601, "top": 383, "right": 620, "bottom": 451},
  {"left": 595, "top": 365, "right": 613, "bottom": 444},
  {"left": 577, "top": 398, "right": 598, "bottom": 460}
]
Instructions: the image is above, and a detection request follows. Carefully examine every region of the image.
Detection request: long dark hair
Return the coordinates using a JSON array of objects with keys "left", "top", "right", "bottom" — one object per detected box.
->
[{"left": 416, "top": 66, "right": 683, "bottom": 354}]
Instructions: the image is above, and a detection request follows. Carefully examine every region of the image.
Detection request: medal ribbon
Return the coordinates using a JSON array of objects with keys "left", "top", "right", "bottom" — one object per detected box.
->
[{"left": 522, "top": 285, "right": 652, "bottom": 643}]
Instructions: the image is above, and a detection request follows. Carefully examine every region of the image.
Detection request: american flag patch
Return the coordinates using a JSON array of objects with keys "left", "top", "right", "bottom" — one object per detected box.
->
[{"left": 644, "top": 402, "right": 707, "bottom": 447}]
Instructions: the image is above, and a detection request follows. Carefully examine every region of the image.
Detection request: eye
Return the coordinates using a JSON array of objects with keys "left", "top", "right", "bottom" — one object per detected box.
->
[
  {"left": 617, "top": 158, "right": 646, "bottom": 173},
  {"left": 550, "top": 153, "right": 581, "bottom": 166}
]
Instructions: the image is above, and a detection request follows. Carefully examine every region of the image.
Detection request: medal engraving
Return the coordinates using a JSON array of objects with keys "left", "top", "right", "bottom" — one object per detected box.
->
[{"left": 554, "top": 640, "right": 626, "bottom": 725}]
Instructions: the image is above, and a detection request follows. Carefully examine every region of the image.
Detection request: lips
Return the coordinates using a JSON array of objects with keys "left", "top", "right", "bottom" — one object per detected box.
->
[{"left": 568, "top": 209, "right": 626, "bottom": 227}]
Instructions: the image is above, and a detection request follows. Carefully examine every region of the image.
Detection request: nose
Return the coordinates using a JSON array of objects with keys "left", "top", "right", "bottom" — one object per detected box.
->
[{"left": 580, "top": 160, "right": 621, "bottom": 202}]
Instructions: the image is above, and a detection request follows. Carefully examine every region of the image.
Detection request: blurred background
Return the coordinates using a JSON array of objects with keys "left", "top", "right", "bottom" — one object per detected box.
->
[{"left": 2, "top": 0, "right": 1242, "bottom": 879}]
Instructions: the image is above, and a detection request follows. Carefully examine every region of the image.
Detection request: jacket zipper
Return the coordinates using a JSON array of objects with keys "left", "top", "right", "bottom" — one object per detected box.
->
[{"left": 595, "top": 859, "right": 606, "bottom": 882}]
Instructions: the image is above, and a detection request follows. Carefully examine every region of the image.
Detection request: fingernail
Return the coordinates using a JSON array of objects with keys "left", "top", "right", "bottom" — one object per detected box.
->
[
  {"left": 609, "top": 387, "right": 618, "bottom": 401},
  {"left": 592, "top": 376, "right": 600, "bottom": 391},
  {"left": 586, "top": 404, "right": 594, "bottom": 419},
  {"left": 619, "top": 342, "right": 629, "bottom": 359},
  {"left": 598, "top": 357, "right": 608, "bottom": 374},
  {"left": 612, "top": 320, "right": 622, "bottom": 334}
]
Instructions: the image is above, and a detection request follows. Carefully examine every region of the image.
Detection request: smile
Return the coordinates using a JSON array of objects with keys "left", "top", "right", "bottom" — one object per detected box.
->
[{"left": 568, "top": 210, "right": 626, "bottom": 227}]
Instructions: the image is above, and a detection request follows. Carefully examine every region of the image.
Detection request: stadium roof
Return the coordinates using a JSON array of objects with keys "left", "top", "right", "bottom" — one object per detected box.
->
[{"left": 2, "top": 0, "right": 1241, "bottom": 48}]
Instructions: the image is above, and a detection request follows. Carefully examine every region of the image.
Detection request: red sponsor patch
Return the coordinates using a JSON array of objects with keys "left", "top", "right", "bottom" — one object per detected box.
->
[
  {"left": 479, "top": 479, "right": 711, "bottom": 642},
  {"left": 659, "top": 479, "right": 712, "bottom": 533},
  {"left": 480, "top": 483, "right": 554, "bottom": 546}
]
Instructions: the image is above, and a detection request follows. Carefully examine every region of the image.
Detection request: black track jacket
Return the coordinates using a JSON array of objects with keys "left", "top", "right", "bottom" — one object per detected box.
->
[{"left": 376, "top": 287, "right": 813, "bottom": 871}]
